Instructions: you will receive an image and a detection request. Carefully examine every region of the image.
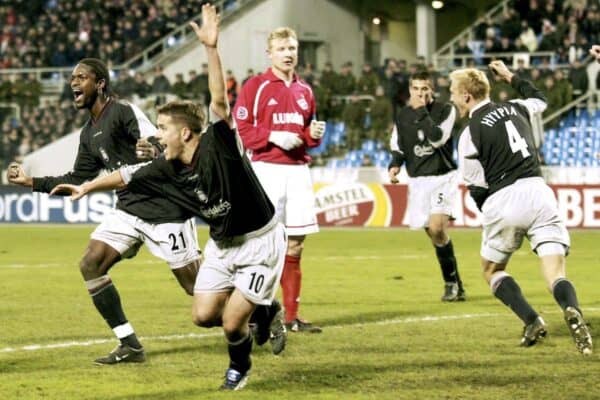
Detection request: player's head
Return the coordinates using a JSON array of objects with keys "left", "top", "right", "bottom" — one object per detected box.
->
[
  {"left": 155, "top": 101, "right": 206, "bottom": 161},
  {"left": 267, "top": 27, "right": 298, "bottom": 76},
  {"left": 70, "top": 58, "right": 110, "bottom": 110},
  {"left": 449, "top": 68, "right": 490, "bottom": 117},
  {"left": 409, "top": 70, "right": 434, "bottom": 104}
]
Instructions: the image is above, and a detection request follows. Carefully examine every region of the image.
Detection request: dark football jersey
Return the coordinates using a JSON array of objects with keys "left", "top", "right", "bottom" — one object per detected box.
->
[
  {"left": 122, "top": 119, "right": 275, "bottom": 241},
  {"left": 459, "top": 76, "right": 546, "bottom": 203},
  {"left": 389, "top": 100, "right": 457, "bottom": 177},
  {"left": 31, "top": 99, "right": 193, "bottom": 223}
]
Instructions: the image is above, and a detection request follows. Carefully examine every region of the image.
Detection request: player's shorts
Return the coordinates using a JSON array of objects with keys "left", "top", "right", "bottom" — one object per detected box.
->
[
  {"left": 91, "top": 209, "right": 201, "bottom": 269},
  {"left": 251, "top": 161, "right": 319, "bottom": 236},
  {"left": 480, "top": 177, "right": 570, "bottom": 264},
  {"left": 406, "top": 170, "right": 458, "bottom": 229},
  {"left": 194, "top": 217, "right": 287, "bottom": 306}
]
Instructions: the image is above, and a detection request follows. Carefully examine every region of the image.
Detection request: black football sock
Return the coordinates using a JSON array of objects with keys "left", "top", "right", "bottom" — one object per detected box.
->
[
  {"left": 87, "top": 276, "right": 142, "bottom": 349},
  {"left": 552, "top": 278, "right": 581, "bottom": 314},
  {"left": 249, "top": 304, "right": 270, "bottom": 325},
  {"left": 493, "top": 275, "right": 539, "bottom": 325},
  {"left": 435, "top": 239, "right": 461, "bottom": 284},
  {"left": 227, "top": 332, "right": 253, "bottom": 374}
]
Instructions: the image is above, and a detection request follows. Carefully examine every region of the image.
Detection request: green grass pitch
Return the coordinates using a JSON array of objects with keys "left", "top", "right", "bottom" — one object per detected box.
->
[{"left": 1, "top": 226, "right": 599, "bottom": 399}]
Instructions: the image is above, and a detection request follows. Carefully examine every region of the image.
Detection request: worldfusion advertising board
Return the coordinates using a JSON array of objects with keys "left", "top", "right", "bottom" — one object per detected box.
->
[{"left": 1, "top": 184, "right": 600, "bottom": 228}]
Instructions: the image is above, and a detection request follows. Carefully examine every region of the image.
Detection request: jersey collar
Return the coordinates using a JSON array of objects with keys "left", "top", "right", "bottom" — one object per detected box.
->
[
  {"left": 469, "top": 98, "right": 491, "bottom": 118},
  {"left": 264, "top": 68, "right": 298, "bottom": 83}
]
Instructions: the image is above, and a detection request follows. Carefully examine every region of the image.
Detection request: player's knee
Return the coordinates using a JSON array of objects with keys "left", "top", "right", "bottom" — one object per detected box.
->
[
  {"left": 79, "top": 254, "right": 103, "bottom": 279},
  {"left": 287, "top": 237, "right": 305, "bottom": 256},
  {"left": 222, "top": 319, "right": 245, "bottom": 340},
  {"left": 427, "top": 226, "right": 446, "bottom": 245},
  {"left": 192, "top": 310, "right": 217, "bottom": 327}
]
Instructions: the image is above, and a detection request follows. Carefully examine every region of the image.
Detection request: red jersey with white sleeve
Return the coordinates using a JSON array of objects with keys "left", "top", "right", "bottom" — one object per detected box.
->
[{"left": 234, "top": 68, "right": 322, "bottom": 165}]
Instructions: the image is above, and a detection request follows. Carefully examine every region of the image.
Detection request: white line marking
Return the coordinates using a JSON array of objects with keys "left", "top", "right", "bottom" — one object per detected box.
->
[{"left": 6, "top": 308, "right": 598, "bottom": 354}]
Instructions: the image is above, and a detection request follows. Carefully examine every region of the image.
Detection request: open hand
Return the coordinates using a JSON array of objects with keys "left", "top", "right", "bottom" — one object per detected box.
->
[
  {"left": 189, "top": 4, "right": 219, "bottom": 48},
  {"left": 50, "top": 183, "right": 86, "bottom": 200}
]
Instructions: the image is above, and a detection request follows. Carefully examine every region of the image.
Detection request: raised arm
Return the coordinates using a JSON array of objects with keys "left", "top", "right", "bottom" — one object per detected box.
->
[
  {"left": 189, "top": 4, "right": 230, "bottom": 124},
  {"left": 489, "top": 60, "right": 547, "bottom": 116}
]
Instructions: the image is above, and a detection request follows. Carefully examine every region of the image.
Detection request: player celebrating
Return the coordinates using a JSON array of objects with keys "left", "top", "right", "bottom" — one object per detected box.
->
[
  {"left": 233, "top": 27, "right": 325, "bottom": 333},
  {"left": 452, "top": 60, "right": 592, "bottom": 355},
  {"left": 388, "top": 70, "right": 466, "bottom": 302},
  {"left": 7, "top": 58, "right": 202, "bottom": 364},
  {"left": 51, "top": 4, "right": 287, "bottom": 390}
]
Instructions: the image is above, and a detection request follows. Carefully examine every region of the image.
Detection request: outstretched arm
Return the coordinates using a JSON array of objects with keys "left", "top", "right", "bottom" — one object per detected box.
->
[
  {"left": 50, "top": 170, "right": 126, "bottom": 200},
  {"left": 189, "top": 4, "right": 230, "bottom": 124}
]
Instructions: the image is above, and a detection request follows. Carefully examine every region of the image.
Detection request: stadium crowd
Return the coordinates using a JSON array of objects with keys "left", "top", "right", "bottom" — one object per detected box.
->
[
  {"left": 0, "top": 0, "right": 203, "bottom": 69},
  {"left": 0, "top": 0, "right": 598, "bottom": 170},
  {"left": 453, "top": 0, "right": 597, "bottom": 66}
]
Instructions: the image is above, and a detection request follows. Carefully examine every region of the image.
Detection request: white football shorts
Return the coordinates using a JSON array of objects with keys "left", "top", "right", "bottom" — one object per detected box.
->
[
  {"left": 406, "top": 170, "right": 458, "bottom": 229},
  {"left": 480, "top": 177, "right": 570, "bottom": 263},
  {"left": 91, "top": 209, "right": 201, "bottom": 269},
  {"left": 194, "top": 217, "right": 287, "bottom": 305},
  {"left": 251, "top": 161, "right": 319, "bottom": 236}
]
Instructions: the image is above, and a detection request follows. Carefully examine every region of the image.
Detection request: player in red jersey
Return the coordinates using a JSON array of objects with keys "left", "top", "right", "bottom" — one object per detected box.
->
[{"left": 233, "top": 27, "right": 325, "bottom": 333}]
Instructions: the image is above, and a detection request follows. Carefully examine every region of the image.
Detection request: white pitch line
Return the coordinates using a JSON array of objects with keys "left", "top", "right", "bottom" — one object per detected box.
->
[
  {"left": 3, "top": 308, "right": 599, "bottom": 355},
  {"left": 0, "top": 312, "right": 513, "bottom": 354}
]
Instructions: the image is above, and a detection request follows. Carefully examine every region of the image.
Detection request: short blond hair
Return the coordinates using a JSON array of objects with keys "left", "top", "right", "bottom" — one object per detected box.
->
[
  {"left": 449, "top": 68, "right": 490, "bottom": 101},
  {"left": 267, "top": 27, "right": 297, "bottom": 49}
]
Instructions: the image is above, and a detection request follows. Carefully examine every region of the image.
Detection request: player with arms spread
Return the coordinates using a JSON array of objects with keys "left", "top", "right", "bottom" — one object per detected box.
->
[
  {"left": 52, "top": 4, "right": 287, "bottom": 390},
  {"left": 233, "top": 26, "right": 326, "bottom": 333},
  {"left": 452, "top": 60, "right": 592, "bottom": 355},
  {"left": 7, "top": 58, "right": 202, "bottom": 364},
  {"left": 388, "top": 70, "right": 466, "bottom": 302}
]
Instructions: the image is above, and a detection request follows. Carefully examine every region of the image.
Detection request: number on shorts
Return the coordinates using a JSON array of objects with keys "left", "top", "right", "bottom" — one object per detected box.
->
[
  {"left": 168, "top": 232, "right": 187, "bottom": 251},
  {"left": 437, "top": 192, "right": 444, "bottom": 204},
  {"left": 249, "top": 272, "right": 265, "bottom": 294},
  {"left": 505, "top": 120, "right": 530, "bottom": 158}
]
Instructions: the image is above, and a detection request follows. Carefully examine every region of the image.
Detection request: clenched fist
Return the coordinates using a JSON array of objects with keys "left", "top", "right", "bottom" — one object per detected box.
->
[{"left": 6, "top": 163, "right": 33, "bottom": 187}]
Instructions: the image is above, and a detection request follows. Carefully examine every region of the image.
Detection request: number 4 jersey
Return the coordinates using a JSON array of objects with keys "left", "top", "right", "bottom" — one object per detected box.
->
[{"left": 458, "top": 76, "right": 547, "bottom": 207}]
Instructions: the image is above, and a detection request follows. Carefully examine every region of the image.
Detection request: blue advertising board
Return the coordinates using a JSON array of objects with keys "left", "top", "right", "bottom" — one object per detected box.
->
[{"left": 0, "top": 185, "right": 117, "bottom": 223}]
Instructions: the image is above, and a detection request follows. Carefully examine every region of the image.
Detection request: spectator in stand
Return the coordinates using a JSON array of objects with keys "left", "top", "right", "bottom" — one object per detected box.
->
[
  {"left": 514, "top": 58, "right": 531, "bottom": 80},
  {"left": 320, "top": 61, "right": 338, "bottom": 94},
  {"left": 380, "top": 63, "right": 401, "bottom": 115},
  {"left": 454, "top": 38, "right": 472, "bottom": 66},
  {"left": 150, "top": 65, "right": 171, "bottom": 94},
  {"left": 498, "top": 36, "right": 516, "bottom": 64},
  {"left": 171, "top": 72, "right": 188, "bottom": 99},
  {"left": 368, "top": 85, "right": 393, "bottom": 143},
  {"left": 225, "top": 69, "right": 238, "bottom": 108},
  {"left": 242, "top": 68, "right": 255, "bottom": 86},
  {"left": 357, "top": 63, "right": 379, "bottom": 95},
  {"left": 519, "top": 21, "right": 538, "bottom": 52},
  {"left": 538, "top": 20, "right": 559, "bottom": 53},
  {"left": 115, "top": 70, "right": 137, "bottom": 99},
  {"left": 500, "top": 8, "right": 522, "bottom": 40},
  {"left": 568, "top": 59, "right": 589, "bottom": 98},
  {"left": 483, "top": 38, "right": 502, "bottom": 65},
  {"left": 541, "top": 76, "right": 563, "bottom": 128},
  {"left": 342, "top": 93, "right": 367, "bottom": 150},
  {"left": 311, "top": 77, "right": 331, "bottom": 121},
  {"left": 300, "top": 62, "right": 315, "bottom": 86},
  {"left": 530, "top": 67, "right": 544, "bottom": 89},
  {"left": 335, "top": 61, "right": 356, "bottom": 95},
  {"left": 553, "top": 69, "right": 573, "bottom": 106},
  {"left": 133, "top": 71, "right": 151, "bottom": 98}
]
